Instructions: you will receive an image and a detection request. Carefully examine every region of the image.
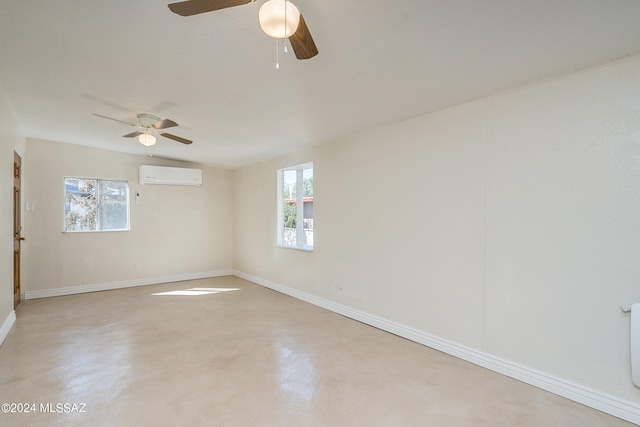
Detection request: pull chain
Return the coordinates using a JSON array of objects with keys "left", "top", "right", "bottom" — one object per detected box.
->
[
  {"left": 283, "top": 1, "right": 288, "bottom": 54},
  {"left": 275, "top": 0, "right": 291, "bottom": 70}
]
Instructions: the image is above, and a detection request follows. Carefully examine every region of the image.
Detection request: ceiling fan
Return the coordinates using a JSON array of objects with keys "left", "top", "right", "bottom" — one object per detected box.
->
[
  {"left": 167, "top": 0, "right": 318, "bottom": 60},
  {"left": 93, "top": 113, "right": 193, "bottom": 146}
]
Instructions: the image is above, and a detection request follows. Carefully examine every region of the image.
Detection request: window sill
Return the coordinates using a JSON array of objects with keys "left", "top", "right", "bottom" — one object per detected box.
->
[
  {"left": 275, "top": 245, "right": 314, "bottom": 252},
  {"left": 62, "top": 229, "right": 130, "bottom": 234}
]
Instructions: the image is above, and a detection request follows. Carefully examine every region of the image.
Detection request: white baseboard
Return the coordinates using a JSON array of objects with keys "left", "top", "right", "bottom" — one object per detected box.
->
[
  {"left": 24, "top": 269, "right": 233, "bottom": 300},
  {"left": 233, "top": 270, "right": 640, "bottom": 425},
  {"left": 0, "top": 310, "right": 16, "bottom": 348}
]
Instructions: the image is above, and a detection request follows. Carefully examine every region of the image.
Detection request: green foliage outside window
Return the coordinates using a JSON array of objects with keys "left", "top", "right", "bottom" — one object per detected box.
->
[
  {"left": 64, "top": 178, "right": 129, "bottom": 232},
  {"left": 283, "top": 201, "right": 297, "bottom": 229}
]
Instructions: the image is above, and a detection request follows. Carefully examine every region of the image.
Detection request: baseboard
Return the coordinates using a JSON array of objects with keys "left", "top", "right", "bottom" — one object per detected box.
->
[
  {"left": 24, "top": 269, "right": 233, "bottom": 300},
  {"left": 233, "top": 270, "right": 640, "bottom": 425},
  {"left": 0, "top": 310, "right": 16, "bottom": 348}
]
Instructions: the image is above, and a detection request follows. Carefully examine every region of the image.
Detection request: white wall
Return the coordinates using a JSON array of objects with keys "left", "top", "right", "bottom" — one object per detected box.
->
[
  {"left": 232, "top": 56, "right": 640, "bottom": 413},
  {"left": 484, "top": 60, "right": 640, "bottom": 396},
  {"left": 0, "top": 90, "right": 25, "bottom": 343},
  {"left": 23, "top": 139, "right": 233, "bottom": 296}
]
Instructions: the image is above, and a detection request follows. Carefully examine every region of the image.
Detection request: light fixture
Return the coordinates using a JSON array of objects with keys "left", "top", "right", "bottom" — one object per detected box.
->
[
  {"left": 258, "top": 0, "right": 300, "bottom": 39},
  {"left": 138, "top": 133, "right": 156, "bottom": 147}
]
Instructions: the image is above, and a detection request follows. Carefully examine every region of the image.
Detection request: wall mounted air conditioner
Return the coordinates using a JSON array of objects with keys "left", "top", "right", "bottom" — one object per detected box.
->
[{"left": 139, "top": 165, "right": 202, "bottom": 187}]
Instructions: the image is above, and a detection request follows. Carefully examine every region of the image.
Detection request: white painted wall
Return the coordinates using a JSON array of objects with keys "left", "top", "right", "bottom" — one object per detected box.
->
[
  {"left": 0, "top": 90, "right": 25, "bottom": 342},
  {"left": 232, "top": 57, "right": 640, "bottom": 406},
  {"left": 23, "top": 139, "right": 233, "bottom": 295},
  {"left": 484, "top": 60, "right": 640, "bottom": 397}
]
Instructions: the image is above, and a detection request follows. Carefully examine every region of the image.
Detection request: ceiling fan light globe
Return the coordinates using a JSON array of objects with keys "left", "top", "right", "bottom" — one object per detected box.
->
[
  {"left": 259, "top": 0, "right": 300, "bottom": 39},
  {"left": 139, "top": 134, "right": 156, "bottom": 146}
]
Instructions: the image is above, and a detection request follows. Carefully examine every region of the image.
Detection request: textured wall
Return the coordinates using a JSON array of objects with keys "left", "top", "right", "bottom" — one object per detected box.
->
[{"left": 483, "top": 59, "right": 640, "bottom": 395}]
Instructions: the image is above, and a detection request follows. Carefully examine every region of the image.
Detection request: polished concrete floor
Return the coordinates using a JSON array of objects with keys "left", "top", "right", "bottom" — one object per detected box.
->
[{"left": 0, "top": 276, "right": 634, "bottom": 426}]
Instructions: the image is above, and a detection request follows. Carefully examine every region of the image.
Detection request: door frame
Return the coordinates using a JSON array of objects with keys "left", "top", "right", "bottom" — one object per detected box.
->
[{"left": 13, "top": 152, "right": 22, "bottom": 309}]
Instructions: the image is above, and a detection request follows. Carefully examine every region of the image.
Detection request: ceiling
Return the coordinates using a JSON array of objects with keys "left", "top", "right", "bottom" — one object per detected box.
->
[{"left": 2, "top": 0, "right": 640, "bottom": 169}]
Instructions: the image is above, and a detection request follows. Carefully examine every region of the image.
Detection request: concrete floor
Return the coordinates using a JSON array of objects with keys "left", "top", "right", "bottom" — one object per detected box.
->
[{"left": 0, "top": 276, "right": 634, "bottom": 426}]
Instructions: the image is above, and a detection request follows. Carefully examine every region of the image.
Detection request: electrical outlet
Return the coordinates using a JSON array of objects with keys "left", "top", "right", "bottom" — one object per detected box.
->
[
  {"left": 133, "top": 263, "right": 138, "bottom": 271},
  {"left": 334, "top": 280, "right": 342, "bottom": 291}
]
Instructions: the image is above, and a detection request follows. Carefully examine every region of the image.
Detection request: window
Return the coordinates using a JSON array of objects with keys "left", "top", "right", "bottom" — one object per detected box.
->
[
  {"left": 277, "top": 163, "right": 313, "bottom": 250},
  {"left": 64, "top": 178, "right": 130, "bottom": 232}
]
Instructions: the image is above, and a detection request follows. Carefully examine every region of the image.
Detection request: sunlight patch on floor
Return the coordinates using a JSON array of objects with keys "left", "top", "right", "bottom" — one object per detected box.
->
[{"left": 152, "top": 287, "right": 240, "bottom": 296}]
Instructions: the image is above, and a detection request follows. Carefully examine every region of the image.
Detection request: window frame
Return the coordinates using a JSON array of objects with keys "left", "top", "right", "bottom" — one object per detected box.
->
[
  {"left": 276, "top": 162, "right": 313, "bottom": 251},
  {"left": 63, "top": 177, "right": 131, "bottom": 233}
]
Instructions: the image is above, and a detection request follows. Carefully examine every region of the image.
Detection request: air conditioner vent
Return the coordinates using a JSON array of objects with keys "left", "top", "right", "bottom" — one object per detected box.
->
[{"left": 139, "top": 165, "right": 202, "bottom": 186}]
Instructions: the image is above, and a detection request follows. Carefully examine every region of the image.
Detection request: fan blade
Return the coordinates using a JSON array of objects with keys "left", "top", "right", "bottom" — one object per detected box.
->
[
  {"left": 160, "top": 132, "right": 193, "bottom": 145},
  {"left": 153, "top": 119, "right": 178, "bottom": 130},
  {"left": 93, "top": 113, "right": 137, "bottom": 127},
  {"left": 289, "top": 14, "right": 318, "bottom": 60},
  {"left": 123, "top": 131, "right": 144, "bottom": 138},
  {"left": 168, "top": 0, "right": 252, "bottom": 16}
]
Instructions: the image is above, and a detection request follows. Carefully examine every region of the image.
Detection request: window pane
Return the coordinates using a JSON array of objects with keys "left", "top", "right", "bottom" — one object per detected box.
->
[
  {"left": 303, "top": 168, "right": 313, "bottom": 247},
  {"left": 64, "top": 178, "right": 97, "bottom": 231},
  {"left": 283, "top": 170, "right": 297, "bottom": 246},
  {"left": 278, "top": 164, "right": 312, "bottom": 249},
  {"left": 64, "top": 178, "right": 129, "bottom": 233},
  {"left": 303, "top": 168, "right": 313, "bottom": 197},
  {"left": 99, "top": 180, "right": 129, "bottom": 230}
]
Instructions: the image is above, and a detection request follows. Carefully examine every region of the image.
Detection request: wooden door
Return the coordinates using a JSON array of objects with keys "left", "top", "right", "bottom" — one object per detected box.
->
[{"left": 13, "top": 152, "right": 23, "bottom": 308}]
